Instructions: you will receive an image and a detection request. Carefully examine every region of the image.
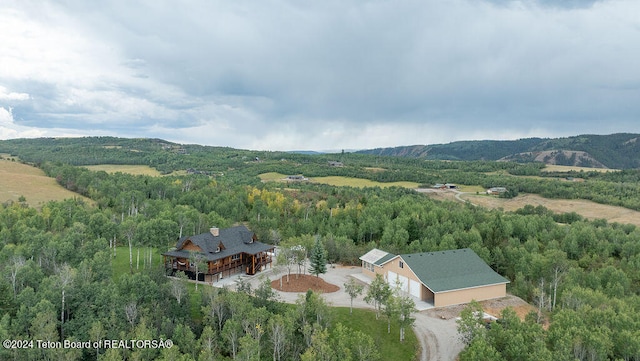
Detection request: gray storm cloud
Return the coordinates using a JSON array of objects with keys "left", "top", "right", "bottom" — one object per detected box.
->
[{"left": 1, "top": 0, "right": 639, "bottom": 150}]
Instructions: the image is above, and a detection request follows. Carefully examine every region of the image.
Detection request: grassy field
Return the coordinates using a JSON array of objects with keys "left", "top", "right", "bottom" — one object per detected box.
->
[
  {"left": 313, "top": 176, "right": 420, "bottom": 188},
  {"left": 541, "top": 164, "right": 619, "bottom": 173},
  {"left": 460, "top": 193, "right": 640, "bottom": 227},
  {"left": 258, "top": 172, "right": 288, "bottom": 181},
  {"left": 259, "top": 172, "right": 420, "bottom": 188},
  {"left": 0, "top": 158, "right": 92, "bottom": 208},
  {"left": 84, "top": 164, "right": 162, "bottom": 176},
  {"left": 454, "top": 185, "right": 486, "bottom": 193}
]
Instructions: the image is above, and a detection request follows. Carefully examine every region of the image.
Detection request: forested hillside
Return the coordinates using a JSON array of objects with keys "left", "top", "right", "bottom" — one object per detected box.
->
[
  {"left": 357, "top": 133, "right": 640, "bottom": 169},
  {"left": 1, "top": 137, "right": 640, "bottom": 360}
]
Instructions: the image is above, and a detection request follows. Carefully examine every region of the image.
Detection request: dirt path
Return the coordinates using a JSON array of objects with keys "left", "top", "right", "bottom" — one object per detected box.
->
[{"left": 413, "top": 313, "right": 463, "bottom": 361}]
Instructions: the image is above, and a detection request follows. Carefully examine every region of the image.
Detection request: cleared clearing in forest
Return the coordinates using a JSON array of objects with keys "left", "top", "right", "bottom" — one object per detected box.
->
[
  {"left": 0, "top": 158, "right": 92, "bottom": 207},
  {"left": 541, "top": 164, "right": 619, "bottom": 173},
  {"left": 259, "top": 172, "right": 420, "bottom": 188},
  {"left": 84, "top": 164, "right": 162, "bottom": 176},
  {"left": 313, "top": 176, "right": 419, "bottom": 188}
]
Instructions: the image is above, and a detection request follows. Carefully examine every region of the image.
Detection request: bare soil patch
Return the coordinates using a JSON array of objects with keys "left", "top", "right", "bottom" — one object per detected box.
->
[
  {"left": 480, "top": 296, "right": 537, "bottom": 320},
  {"left": 271, "top": 274, "right": 340, "bottom": 293},
  {"left": 424, "top": 295, "right": 535, "bottom": 321}
]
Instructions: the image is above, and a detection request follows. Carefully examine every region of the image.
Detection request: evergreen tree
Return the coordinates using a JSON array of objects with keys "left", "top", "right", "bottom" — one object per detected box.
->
[{"left": 309, "top": 237, "right": 327, "bottom": 278}]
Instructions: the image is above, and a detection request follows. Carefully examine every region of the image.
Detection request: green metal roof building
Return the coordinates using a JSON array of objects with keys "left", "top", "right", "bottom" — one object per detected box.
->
[{"left": 360, "top": 248, "right": 510, "bottom": 307}]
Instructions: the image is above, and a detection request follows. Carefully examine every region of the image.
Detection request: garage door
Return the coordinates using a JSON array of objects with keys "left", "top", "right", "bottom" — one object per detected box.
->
[
  {"left": 387, "top": 271, "right": 408, "bottom": 293},
  {"left": 387, "top": 271, "right": 397, "bottom": 288},
  {"left": 409, "top": 279, "right": 421, "bottom": 298},
  {"left": 398, "top": 275, "right": 408, "bottom": 293}
]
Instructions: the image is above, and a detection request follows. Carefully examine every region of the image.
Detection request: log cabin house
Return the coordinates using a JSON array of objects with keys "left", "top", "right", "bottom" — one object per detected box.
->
[{"left": 163, "top": 225, "right": 274, "bottom": 282}]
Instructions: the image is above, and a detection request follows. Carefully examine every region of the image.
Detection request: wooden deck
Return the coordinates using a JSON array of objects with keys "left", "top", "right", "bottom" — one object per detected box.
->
[{"left": 164, "top": 253, "right": 273, "bottom": 278}]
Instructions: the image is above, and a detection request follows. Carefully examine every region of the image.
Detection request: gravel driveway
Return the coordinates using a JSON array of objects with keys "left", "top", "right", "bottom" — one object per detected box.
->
[{"left": 241, "top": 264, "right": 464, "bottom": 361}]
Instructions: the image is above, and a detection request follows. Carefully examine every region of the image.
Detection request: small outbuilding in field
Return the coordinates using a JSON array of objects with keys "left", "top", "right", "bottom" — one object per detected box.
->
[
  {"left": 487, "top": 187, "right": 507, "bottom": 195},
  {"left": 432, "top": 183, "right": 457, "bottom": 190},
  {"left": 360, "top": 248, "right": 509, "bottom": 307},
  {"left": 285, "top": 175, "right": 308, "bottom": 182}
]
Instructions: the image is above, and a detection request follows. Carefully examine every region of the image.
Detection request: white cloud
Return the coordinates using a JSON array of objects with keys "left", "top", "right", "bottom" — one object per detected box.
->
[
  {"left": 0, "top": 107, "right": 46, "bottom": 139},
  {"left": 0, "top": 86, "right": 29, "bottom": 101}
]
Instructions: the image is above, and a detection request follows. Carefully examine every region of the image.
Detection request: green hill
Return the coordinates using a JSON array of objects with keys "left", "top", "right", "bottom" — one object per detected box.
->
[{"left": 357, "top": 133, "right": 640, "bottom": 169}]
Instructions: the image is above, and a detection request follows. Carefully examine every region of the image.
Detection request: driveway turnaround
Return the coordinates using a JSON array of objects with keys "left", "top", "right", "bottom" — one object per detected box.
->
[{"left": 236, "top": 264, "right": 465, "bottom": 361}]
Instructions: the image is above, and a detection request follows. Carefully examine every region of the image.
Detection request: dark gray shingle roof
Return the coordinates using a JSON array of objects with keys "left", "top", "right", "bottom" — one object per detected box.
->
[{"left": 163, "top": 225, "right": 274, "bottom": 262}]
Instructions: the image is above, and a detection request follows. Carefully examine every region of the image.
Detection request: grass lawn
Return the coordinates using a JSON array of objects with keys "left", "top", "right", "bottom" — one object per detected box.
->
[
  {"left": 111, "top": 246, "right": 203, "bottom": 322},
  {"left": 333, "top": 307, "right": 419, "bottom": 361},
  {"left": 110, "top": 246, "right": 166, "bottom": 279}
]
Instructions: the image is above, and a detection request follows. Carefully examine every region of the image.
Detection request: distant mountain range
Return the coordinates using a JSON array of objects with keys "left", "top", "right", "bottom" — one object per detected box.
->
[{"left": 356, "top": 133, "right": 640, "bottom": 169}]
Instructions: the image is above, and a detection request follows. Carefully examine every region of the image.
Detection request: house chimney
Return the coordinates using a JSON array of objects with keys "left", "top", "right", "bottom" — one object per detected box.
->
[{"left": 210, "top": 227, "right": 219, "bottom": 237}]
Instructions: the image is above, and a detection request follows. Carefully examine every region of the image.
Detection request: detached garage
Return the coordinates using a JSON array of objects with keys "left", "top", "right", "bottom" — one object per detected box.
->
[{"left": 360, "top": 248, "right": 509, "bottom": 307}]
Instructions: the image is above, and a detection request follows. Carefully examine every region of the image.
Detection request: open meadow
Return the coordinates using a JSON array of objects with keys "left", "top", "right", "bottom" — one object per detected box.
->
[
  {"left": 260, "top": 172, "right": 420, "bottom": 188},
  {"left": 0, "top": 158, "right": 92, "bottom": 207},
  {"left": 541, "top": 164, "right": 619, "bottom": 173},
  {"left": 460, "top": 193, "right": 640, "bottom": 227},
  {"left": 84, "top": 164, "right": 162, "bottom": 176}
]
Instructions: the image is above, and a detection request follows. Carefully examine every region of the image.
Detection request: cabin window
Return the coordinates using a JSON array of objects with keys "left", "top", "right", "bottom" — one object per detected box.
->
[
  {"left": 399, "top": 261, "right": 404, "bottom": 269},
  {"left": 232, "top": 254, "right": 240, "bottom": 261},
  {"left": 215, "top": 246, "right": 221, "bottom": 253}
]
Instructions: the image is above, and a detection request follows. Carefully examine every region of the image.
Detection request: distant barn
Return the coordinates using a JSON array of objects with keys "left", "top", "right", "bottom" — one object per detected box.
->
[
  {"left": 285, "top": 175, "right": 308, "bottom": 181},
  {"left": 487, "top": 187, "right": 507, "bottom": 195}
]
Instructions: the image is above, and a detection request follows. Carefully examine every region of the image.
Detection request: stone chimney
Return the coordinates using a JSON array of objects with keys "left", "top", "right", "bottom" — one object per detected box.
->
[{"left": 210, "top": 227, "right": 219, "bottom": 237}]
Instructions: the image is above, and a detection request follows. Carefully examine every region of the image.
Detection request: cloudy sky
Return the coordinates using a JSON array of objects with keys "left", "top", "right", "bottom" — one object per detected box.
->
[{"left": 1, "top": 0, "right": 639, "bottom": 151}]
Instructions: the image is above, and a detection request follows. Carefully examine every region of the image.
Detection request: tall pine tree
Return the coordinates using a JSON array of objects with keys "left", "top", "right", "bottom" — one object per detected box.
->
[{"left": 309, "top": 236, "right": 327, "bottom": 278}]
